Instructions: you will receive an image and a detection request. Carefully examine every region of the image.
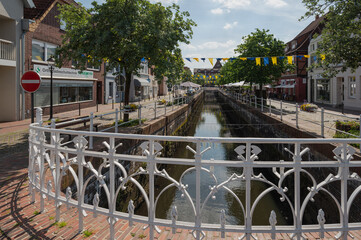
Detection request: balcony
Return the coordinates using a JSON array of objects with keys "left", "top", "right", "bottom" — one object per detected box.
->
[
  {"left": 28, "top": 108, "right": 361, "bottom": 240},
  {"left": 0, "top": 39, "right": 15, "bottom": 66}
]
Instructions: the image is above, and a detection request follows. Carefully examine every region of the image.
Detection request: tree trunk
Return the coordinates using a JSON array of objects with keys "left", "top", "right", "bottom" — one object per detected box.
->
[{"left": 123, "top": 71, "right": 132, "bottom": 122}]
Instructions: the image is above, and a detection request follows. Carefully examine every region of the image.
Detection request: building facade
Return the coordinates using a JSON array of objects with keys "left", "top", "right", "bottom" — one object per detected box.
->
[
  {"left": 307, "top": 35, "right": 361, "bottom": 111},
  {"left": 0, "top": 0, "right": 35, "bottom": 122},
  {"left": 24, "top": 0, "right": 105, "bottom": 118}
]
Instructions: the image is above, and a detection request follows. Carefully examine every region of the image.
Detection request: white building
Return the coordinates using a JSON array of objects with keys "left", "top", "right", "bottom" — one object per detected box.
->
[
  {"left": 0, "top": 0, "right": 34, "bottom": 121},
  {"left": 307, "top": 35, "right": 361, "bottom": 111}
]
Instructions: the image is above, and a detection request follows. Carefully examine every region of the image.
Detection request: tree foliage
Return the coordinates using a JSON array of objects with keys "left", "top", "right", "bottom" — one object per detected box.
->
[
  {"left": 56, "top": 0, "right": 195, "bottom": 120},
  {"left": 302, "top": 0, "right": 361, "bottom": 75},
  {"left": 221, "top": 29, "right": 290, "bottom": 88}
]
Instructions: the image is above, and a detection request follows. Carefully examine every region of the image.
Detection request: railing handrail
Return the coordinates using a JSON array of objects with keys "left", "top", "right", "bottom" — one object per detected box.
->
[{"left": 0, "top": 38, "right": 14, "bottom": 44}]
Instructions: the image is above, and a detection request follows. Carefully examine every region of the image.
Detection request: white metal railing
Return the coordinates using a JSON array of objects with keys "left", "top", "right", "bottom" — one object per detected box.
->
[
  {"left": 28, "top": 107, "right": 361, "bottom": 240},
  {"left": 0, "top": 39, "right": 15, "bottom": 61},
  {"left": 224, "top": 90, "right": 361, "bottom": 141}
]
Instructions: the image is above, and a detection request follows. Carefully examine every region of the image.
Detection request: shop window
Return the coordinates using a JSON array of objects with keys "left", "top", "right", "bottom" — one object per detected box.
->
[
  {"left": 109, "top": 82, "right": 113, "bottom": 97},
  {"left": 316, "top": 79, "right": 330, "bottom": 102},
  {"left": 87, "top": 63, "right": 100, "bottom": 71},
  {"left": 349, "top": 76, "right": 356, "bottom": 98},
  {"left": 32, "top": 40, "right": 57, "bottom": 61},
  {"left": 34, "top": 81, "right": 93, "bottom": 107}
]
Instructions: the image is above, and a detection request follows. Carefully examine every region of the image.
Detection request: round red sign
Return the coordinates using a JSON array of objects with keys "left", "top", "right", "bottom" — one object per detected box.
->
[{"left": 21, "top": 71, "right": 41, "bottom": 93}]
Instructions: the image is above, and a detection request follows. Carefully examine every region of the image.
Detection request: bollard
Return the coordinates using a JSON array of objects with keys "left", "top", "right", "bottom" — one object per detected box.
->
[
  {"left": 321, "top": 108, "right": 324, "bottom": 137},
  {"left": 112, "top": 99, "right": 114, "bottom": 109},
  {"left": 269, "top": 98, "right": 271, "bottom": 116},
  {"left": 115, "top": 108, "right": 118, "bottom": 133},
  {"left": 36, "top": 107, "right": 43, "bottom": 125},
  {"left": 89, "top": 112, "right": 94, "bottom": 149},
  {"left": 154, "top": 101, "right": 157, "bottom": 119},
  {"left": 280, "top": 100, "right": 283, "bottom": 121},
  {"left": 255, "top": 96, "right": 257, "bottom": 108},
  {"left": 164, "top": 104, "right": 166, "bottom": 115},
  {"left": 96, "top": 100, "right": 98, "bottom": 112},
  {"left": 261, "top": 97, "right": 263, "bottom": 111},
  {"left": 296, "top": 103, "right": 299, "bottom": 128},
  {"left": 138, "top": 107, "right": 142, "bottom": 125},
  {"left": 79, "top": 102, "right": 81, "bottom": 116}
]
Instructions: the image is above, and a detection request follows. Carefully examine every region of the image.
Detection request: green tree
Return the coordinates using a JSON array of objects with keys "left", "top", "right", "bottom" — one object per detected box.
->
[
  {"left": 56, "top": 0, "right": 195, "bottom": 121},
  {"left": 233, "top": 29, "right": 289, "bottom": 90},
  {"left": 302, "top": 0, "right": 361, "bottom": 76}
]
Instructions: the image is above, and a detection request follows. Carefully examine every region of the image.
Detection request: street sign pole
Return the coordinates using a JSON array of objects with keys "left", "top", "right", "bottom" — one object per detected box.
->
[
  {"left": 21, "top": 71, "right": 41, "bottom": 123},
  {"left": 31, "top": 93, "right": 34, "bottom": 123}
]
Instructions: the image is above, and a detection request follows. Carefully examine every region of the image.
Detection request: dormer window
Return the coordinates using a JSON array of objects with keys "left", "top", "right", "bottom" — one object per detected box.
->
[{"left": 292, "top": 41, "right": 297, "bottom": 49}]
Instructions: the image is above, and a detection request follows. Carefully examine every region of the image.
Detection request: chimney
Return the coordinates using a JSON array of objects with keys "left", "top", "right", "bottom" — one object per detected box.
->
[{"left": 315, "top": 15, "right": 319, "bottom": 20}]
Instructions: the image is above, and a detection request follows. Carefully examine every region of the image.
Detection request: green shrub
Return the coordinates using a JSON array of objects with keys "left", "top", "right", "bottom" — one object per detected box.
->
[{"left": 335, "top": 121, "right": 360, "bottom": 132}]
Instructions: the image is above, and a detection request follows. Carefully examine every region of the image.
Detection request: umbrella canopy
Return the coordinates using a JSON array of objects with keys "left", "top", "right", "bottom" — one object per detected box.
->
[{"left": 180, "top": 81, "right": 201, "bottom": 88}]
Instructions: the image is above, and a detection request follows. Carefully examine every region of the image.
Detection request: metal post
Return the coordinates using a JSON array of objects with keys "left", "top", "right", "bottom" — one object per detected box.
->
[
  {"left": 138, "top": 107, "right": 142, "bottom": 125},
  {"left": 359, "top": 114, "right": 361, "bottom": 153},
  {"left": 255, "top": 96, "right": 257, "bottom": 108},
  {"left": 79, "top": 102, "right": 81, "bottom": 116},
  {"left": 154, "top": 101, "right": 157, "bottom": 119},
  {"left": 31, "top": 93, "right": 34, "bottom": 123},
  {"left": 115, "top": 108, "right": 118, "bottom": 133},
  {"left": 280, "top": 100, "right": 283, "bottom": 121},
  {"left": 261, "top": 97, "right": 263, "bottom": 111},
  {"left": 89, "top": 113, "right": 93, "bottom": 149},
  {"left": 96, "top": 100, "right": 99, "bottom": 112},
  {"left": 164, "top": 104, "right": 166, "bottom": 116},
  {"left": 296, "top": 103, "right": 299, "bottom": 128},
  {"left": 49, "top": 65, "right": 53, "bottom": 120},
  {"left": 269, "top": 98, "right": 271, "bottom": 116},
  {"left": 321, "top": 107, "right": 324, "bottom": 137},
  {"left": 112, "top": 99, "right": 114, "bottom": 109}
]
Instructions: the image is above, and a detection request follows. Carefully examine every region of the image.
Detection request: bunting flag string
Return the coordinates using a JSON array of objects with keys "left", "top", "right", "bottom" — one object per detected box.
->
[{"left": 182, "top": 54, "right": 324, "bottom": 66}]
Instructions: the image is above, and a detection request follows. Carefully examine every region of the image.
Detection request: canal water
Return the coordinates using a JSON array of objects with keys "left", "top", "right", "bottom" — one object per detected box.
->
[{"left": 151, "top": 92, "right": 292, "bottom": 225}]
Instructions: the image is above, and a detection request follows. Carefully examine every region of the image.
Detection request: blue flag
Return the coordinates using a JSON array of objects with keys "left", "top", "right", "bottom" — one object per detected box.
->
[
  {"left": 264, "top": 57, "right": 269, "bottom": 66},
  {"left": 201, "top": 58, "right": 206, "bottom": 62},
  {"left": 247, "top": 57, "right": 255, "bottom": 60},
  {"left": 186, "top": 58, "right": 191, "bottom": 62}
]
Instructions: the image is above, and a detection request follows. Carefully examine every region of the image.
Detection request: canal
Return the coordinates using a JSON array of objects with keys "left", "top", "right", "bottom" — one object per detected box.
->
[{"left": 147, "top": 91, "right": 293, "bottom": 225}]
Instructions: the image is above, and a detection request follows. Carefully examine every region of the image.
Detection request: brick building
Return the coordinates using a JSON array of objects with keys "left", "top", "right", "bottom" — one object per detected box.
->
[
  {"left": 274, "top": 16, "right": 324, "bottom": 102},
  {"left": 24, "top": 0, "right": 105, "bottom": 118}
]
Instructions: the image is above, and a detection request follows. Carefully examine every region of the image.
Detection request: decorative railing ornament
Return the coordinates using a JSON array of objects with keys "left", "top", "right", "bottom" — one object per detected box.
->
[{"left": 27, "top": 114, "right": 361, "bottom": 240}]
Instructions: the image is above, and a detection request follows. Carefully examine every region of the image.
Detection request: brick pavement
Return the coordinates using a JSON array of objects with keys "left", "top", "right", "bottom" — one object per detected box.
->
[{"left": 1, "top": 91, "right": 360, "bottom": 239}]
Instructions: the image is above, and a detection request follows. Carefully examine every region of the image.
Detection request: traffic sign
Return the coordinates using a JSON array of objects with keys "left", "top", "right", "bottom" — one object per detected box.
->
[{"left": 21, "top": 71, "right": 41, "bottom": 93}]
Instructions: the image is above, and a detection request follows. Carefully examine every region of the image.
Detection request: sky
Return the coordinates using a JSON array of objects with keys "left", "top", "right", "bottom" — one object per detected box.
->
[{"left": 77, "top": 0, "right": 315, "bottom": 72}]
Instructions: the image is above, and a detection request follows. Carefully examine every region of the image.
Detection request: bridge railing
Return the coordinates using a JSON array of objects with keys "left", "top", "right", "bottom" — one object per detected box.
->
[{"left": 28, "top": 108, "right": 361, "bottom": 240}]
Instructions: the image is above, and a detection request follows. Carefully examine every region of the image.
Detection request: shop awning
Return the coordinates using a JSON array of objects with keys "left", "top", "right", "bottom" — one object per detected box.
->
[
  {"left": 275, "top": 84, "right": 295, "bottom": 89},
  {"left": 134, "top": 78, "right": 151, "bottom": 87}
]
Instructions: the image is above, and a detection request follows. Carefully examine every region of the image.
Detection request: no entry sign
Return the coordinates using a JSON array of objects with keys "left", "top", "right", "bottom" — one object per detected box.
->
[{"left": 21, "top": 71, "right": 41, "bottom": 93}]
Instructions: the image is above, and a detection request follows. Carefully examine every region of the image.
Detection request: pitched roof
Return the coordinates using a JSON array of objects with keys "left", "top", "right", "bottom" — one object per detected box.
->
[
  {"left": 23, "top": 0, "right": 35, "bottom": 8},
  {"left": 293, "top": 15, "right": 325, "bottom": 40},
  {"left": 24, "top": 0, "right": 78, "bottom": 20}
]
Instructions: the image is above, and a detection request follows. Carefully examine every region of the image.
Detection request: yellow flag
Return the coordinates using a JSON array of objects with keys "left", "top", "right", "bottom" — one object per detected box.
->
[
  {"left": 304, "top": 55, "right": 310, "bottom": 58},
  {"left": 256, "top": 58, "right": 261, "bottom": 66},
  {"left": 272, "top": 57, "right": 277, "bottom": 65},
  {"left": 320, "top": 54, "right": 325, "bottom": 61},
  {"left": 209, "top": 58, "right": 213, "bottom": 66},
  {"left": 287, "top": 56, "right": 293, "bottom": 64},
  {"left": 193, "top": 58, "right": 199, "bottom": 62},
  {"left": 240, "top": 57, "right": 247, "bottom": 61},
  {"left": 203, "top": 75, "right": 206, "bottom": 79},
  {"left": 191, "top": 75, "right": 194, "bottom": 77},
  {"left": 222, "top": 58, "right": 229, "bottom": 61},
  {"left": 215, "top": 76, "right": 218, "bottom": 79}
]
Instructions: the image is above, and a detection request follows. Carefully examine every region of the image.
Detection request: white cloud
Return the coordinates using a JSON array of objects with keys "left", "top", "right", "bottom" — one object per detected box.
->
[
  {"left": 265, "top": 0, "right": 287, "bottom": 8},
  {"left": 224, "top": 21, "right": 238, "bottom": 30},
  {"left": 198, "top": 40, "right": 236, "bottom": 50},
  {"left": 212, "top": 0, "right": 251, "bottom": 9},
  {"left": 150, "top": 0, "right": 179, "bottom": 5},
  {"left": 210, "top": 8, "right": 224, "bottom": 14}
]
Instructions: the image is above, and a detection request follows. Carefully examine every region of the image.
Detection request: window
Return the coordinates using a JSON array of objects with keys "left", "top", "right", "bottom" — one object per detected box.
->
[
  {"left": 60, "top": 19, "right": 66, "bottom": 31},
  {"left": 87, "top": 63, "right": 100, "bottom": 71},
  {"left": 292, "top": 41, "right": 297, "bottom": 49},
  {"left": 310, "top": 44, "right": 315, "bottom": 51},
  {"left": 34, "top": 80, "right": 93, "bottom": 107},
  {"left": 109, "top": 82, "right": 113, "bottom": 97},
  {"left": 32, "top": 40, "right": 57, "bottom": 61},
  {"left": 316, "top": 79, "right": 330, "bottom": 102},
  {"left": 349, "top": 76, "right": 356, "bottom": 98}
]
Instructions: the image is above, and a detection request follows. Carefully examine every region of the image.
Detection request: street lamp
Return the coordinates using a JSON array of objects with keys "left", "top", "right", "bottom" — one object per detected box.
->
[{"left": 47, "top": 56, "right": 55, "bottom": 120}]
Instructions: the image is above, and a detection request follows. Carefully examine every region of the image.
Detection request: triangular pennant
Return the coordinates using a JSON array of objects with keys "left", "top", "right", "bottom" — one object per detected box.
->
[
  {"left": 240, "top": 57, "right": 247, "bottom": 61},
  {"left": 209, "top": 58, "right": 213, "bottom": 66},
  {"left": 297, "top": 55, "right": 303, "bottom": 60},
  {"left": 279, "top": 56, "right": 285, "bottom": 60},
  {"left": 216, "top": 58, "right": 222, "bottom": 61},
  {"left": 320, "top": 54, "right": 325, "bottom": 61},
  {"left": 222, "top": 58, "right": 229, "bottom": 61},
  {"left": 264, "top": 57, "right": 269, "bottom": 66},
  {"left": 186, "top": 58, "right": 191, "bottom": 62},
  {"left": 271, "top": 57, "right": 277, "bottom": 65},
  {"left": 247, "top": 57, "right": 255, "bottom": 60},
  {"left": 193, "top": 58, "right": 199, "bottom": 62},
  {"left": 201, "top": 58, "right": 206, "bottom": 62},
  {"left": 304, "top": 55, "right": 310, "bottom": 58},
  {"left": 230, "top": 58, "right": 236, "bottom": 62},
  {"left": 287, "top": 56, "right": 293, "bottom": 64},
  {"left": 256, "top": 58, "right": 261, "bottom": 66}
]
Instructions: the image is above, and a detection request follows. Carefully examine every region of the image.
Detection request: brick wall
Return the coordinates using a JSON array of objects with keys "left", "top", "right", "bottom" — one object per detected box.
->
[{"left": 24, "top": 2, "right": 105, "bottom": 119}]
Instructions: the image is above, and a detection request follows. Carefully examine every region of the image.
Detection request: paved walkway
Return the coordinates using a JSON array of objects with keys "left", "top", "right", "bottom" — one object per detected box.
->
[{"left": 1, "top": 90, "right": 361, "bottom": 239}]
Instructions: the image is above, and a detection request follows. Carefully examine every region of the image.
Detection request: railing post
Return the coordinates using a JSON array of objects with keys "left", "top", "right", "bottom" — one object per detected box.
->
[
  {"left": 138, "top": 106, "right": 142, "bottom": 125},
  {"left": 269, "top": 98, "right": 271, "bottom": 116},
  {"left": 261, "top": 97, "right": 263, "bottom": 111},
  {"left": 255, "top": 96, "right": 257, "bottom": 108},
  {"left": 294, "top": 143, "right": 302, "bottom": 240},
  {"left": 148, "top": 140, "right": 156, "bottom": 240},
  {"left": 295, "top": 103, "right": 298, "bottom": 128},
  {"left": 280, "top": 100, "right": 283, "bottom": 121},
  {"left": 76, "top": 134, "right": 85, "bottom": 233},
  {"left": 89, "top": 113, "right": 94, "bottom": 149},
  {"left": 195, "top": 142, "right": 202, "bottom": 239},
  {"left": 36, "top": 107, "right": 43, "bottom": 125},
  {"left": 115, "top": 109, "right": 118, "bottom": 133},
  {"left": 321, "top": 108, "right": 324, "bottom": 138},
  {"left": 359, "top": 114, "right": 361, "bottom": 153},
  {"left": 154, "top": 101, "right": 157, "bottom": 119},
  {"left": 108, "top": 137, "right": 116, "bottom": 239}
]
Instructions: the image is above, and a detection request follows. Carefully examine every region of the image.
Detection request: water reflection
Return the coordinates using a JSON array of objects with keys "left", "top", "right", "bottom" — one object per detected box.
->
[{"left": 154, "top": 99, "right": 290, "bottom": 225}]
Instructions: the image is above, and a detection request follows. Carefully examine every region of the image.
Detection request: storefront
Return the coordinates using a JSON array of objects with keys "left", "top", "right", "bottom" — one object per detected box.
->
[{"left": 33, "top": 64, "right": 96, "bottom": 108}]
